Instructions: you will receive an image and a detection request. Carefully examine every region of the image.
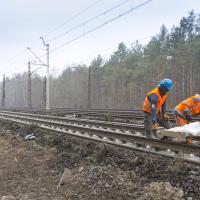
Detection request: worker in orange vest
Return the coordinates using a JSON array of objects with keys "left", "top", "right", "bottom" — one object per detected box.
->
[
  {"left": 143, "top": 79, "right": 174, "bottom": 138},
  {"left": 174, "top": 94, "right": 200, "bottom": 126}
]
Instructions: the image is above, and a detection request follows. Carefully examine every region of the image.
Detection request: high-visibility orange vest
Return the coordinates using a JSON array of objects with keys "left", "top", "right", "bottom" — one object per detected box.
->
[
  {"left": 175, "top": 95, "right": 200, "bottom": 118},
  {"left": 143, "top": 87, "right": 167, "bottom": 113}
]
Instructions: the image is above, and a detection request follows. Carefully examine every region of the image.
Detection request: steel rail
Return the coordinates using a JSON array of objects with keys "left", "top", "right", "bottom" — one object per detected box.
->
[
  {"left": 1, "top": 114, "right": 200, "bottom": 165},
  {"left": 1, "top": 107, "right": 199, "bottom": 121},
  {"left": 0, "top": 112, "right": 200, "bottom": 156},
  {"left": 2, "top": 111, "right": 200, "bottom": 141},
  {"left": 1, "top": 111, "right": 144, "bottom": 132}
]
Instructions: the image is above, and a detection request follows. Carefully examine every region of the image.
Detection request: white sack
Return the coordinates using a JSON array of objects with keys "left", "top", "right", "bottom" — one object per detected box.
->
[{"left": 168, "top": 122, "right": 200, "bottom": 136}]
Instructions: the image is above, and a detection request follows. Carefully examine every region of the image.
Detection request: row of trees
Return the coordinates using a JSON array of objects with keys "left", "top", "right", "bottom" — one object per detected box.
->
[{"left": 1, "top": 11, "right": 200, "bottom": 110}]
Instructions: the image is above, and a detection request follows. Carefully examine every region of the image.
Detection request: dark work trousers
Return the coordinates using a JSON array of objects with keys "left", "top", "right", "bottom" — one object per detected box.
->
[{"left": 144, "top": 112, "right": 171, "bottom": 137}]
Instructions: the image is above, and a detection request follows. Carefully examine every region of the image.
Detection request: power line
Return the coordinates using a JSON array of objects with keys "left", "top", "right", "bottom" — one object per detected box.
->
[
  {"left": 58, "top": 36, "right": 153, "bottom": 67},
  {"left": 51, "top": 33, "right": 153, "bottom": 67},
  {"left": 2, "top": 0, "right": 152, "bottom": 80},
  {"left": 43, "top": 0, "right": 104, "bottom": 38},
  {"left": 26, "top": 0, "right": 104, "bottom": 52},
  {"left": 28, "top": 38, "right": 43, "bottom": 49},
  {"left": 3, "top": 0, "right": 103, "bottom": 74},
  {"left": 4, "top": 39, "right": 46, "bottom": 71},
  {"left": 48, "top": 0, "right": 131, "bottom": 42},
  {"left": 31, "top": 65, "right": 44, "bottom": 75},
  {"left": 51, "top": 0, "right": 153, "bottom": 53}
]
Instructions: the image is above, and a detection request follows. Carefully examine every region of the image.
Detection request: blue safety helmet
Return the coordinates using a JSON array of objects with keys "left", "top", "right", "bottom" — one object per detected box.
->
[{"left": 158, "top": 79, "right": 174, "bottom": 91}]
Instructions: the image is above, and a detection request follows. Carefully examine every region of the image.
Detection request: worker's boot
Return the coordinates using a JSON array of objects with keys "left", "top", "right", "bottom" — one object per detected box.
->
[{"left": 145, "top": 130, "right": 152, "bottom": 138}]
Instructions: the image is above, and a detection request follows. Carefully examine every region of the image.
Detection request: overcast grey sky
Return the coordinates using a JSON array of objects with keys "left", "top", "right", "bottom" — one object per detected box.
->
[{"left": 0, "top": 0, "right": 200, "bottom": 78}]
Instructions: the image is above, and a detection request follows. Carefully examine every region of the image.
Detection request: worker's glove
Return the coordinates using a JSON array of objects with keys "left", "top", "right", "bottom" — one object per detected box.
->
[
  {"left": 152, "top": 123, "right": 159, "bottom": 131},
  {"left": 163, "top": 113, "right": 169, "bottom": 121},
  {"left": 185, "top": 114, "right": 192, "bottom": 122}
]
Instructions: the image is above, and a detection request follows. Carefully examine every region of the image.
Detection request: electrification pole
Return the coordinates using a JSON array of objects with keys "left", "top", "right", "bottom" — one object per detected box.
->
[
  {"left": 42, "top": 76, "right": 46, "bottom": 108},
  {"left": 88, "top": 66, "right": 91, "bottom": 108},
  {"left": 46, "top": 43, "right": 50, "bottom": 110},
  {"left": 27, "top": 37, "right": 50, "bottom": 110},
  {"left": 41, "top": 37, "right": 50, "bottom": 110},
  {"left": 28, "top": 62, "right": 32, "bottom": 108},
  {"left": 1, "top": 74, "right": 5, "bottom": 107}
]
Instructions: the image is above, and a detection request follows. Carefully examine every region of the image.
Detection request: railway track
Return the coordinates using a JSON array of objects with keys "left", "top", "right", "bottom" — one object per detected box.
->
[
  {"left": 2, "top": 107, "right": 200, "bottom": 122},
  {"left": 1, "top": 111, "right": 144, "bottom": 132},
  {"left": 0, "top": 111, "right": 199, "bottom": 164}
]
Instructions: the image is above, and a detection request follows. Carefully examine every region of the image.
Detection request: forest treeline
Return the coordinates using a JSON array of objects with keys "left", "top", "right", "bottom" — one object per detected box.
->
[{"left": 2, "top": 10, "right": 200, "bottom": 110}]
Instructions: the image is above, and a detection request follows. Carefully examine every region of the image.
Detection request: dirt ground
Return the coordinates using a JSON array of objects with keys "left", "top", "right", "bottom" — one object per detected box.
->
[
  {"left": 0, "top": 129, "right": 60, "bottom": 199},
  {"left": 0, "top": 121, "right": 199, "bottom": 200}
]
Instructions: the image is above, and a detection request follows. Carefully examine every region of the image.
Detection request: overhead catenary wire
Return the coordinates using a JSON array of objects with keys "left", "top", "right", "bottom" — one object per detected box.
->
[
  {"left": 43, "top": 0, "right": 104, "bottom": 38},
  {"left": 2, "top": 1, "right": 105, "bottom": 75},
  {"left": 49, "top": 35, "right": 155, "bottom": 78},
  {"left": 29, "top": 34, "right": 154, "bottom": 76},
  {"left": 50, "top": 33, "right": 153, "bottom": 70},
  {"left": 47, "top": 0, "right": 131, "bottom": 42},
  {"left": 3, "top": 39, "right": 43, "bottom": 71},
  {"left": 28, "top": 1, "right": 105, "bottom": 50},
  {"left": 31, "top": 65, "right": 45, "bottom": 75},
  {"left": 51, "top": 0, "right": 153, "bottom": 53},
  {"left": 1, "top": 0, "right": 153, "bottom": 81}
]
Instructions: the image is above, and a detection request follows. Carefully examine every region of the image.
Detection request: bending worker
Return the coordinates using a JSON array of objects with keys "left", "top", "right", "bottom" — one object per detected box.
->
[
  {"left": 174, "top": 94, "right": 200, "bottom": 126},
  {"left": 143, "top": 79, "right": 174, "bottom": 137}
]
